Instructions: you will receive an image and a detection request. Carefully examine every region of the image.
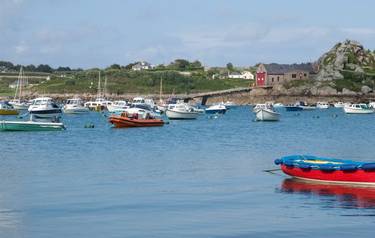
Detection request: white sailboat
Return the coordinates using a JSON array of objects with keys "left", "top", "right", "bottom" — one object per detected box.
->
[
  {"left": 84, "top": 71, "right": 112, "bottom": 110},
  {"left": 9, "top": 67, "right": 29, "bottom": 110}
]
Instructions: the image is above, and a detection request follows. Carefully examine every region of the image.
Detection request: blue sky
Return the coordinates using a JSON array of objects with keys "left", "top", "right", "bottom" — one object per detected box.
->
[{"left": 1, "top": 0, "right": 374, "bottom": 68}]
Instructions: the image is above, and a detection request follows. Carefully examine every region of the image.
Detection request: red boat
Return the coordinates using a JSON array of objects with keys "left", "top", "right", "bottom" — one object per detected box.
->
[
  {"left": 109, "top": 112, "right": 164, "bottom": 128},
  {"left": 275, "top": 155, "right": 375, "bottom": 186}
]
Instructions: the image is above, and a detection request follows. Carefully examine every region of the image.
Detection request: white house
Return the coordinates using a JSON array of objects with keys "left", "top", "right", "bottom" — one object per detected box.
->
[
  {"left": 132, "top": 61, "right": 154, "bottom": 71},
  {"left": 228, "top": 71, "right": 254, "bottom": 80}
]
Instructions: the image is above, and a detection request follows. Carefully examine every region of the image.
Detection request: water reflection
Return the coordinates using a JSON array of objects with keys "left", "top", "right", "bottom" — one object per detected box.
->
[{"left": 280, "top": 178, "right": 375, "bottom": 209}]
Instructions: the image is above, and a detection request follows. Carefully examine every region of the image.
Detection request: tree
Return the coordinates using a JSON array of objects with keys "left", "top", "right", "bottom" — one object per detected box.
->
[
  {"left": 189, "top": 60, "right": 202, "bottom": 70},
  {"left": 56, "top": 66, "right": 72, "bottom": 71},
  {"left": 24, "top": 64, "right": 36, "bottom": 72},
  {"left": 107, "top": 64, "right": 121, "bottom": 70},
  {"left": 0, "top": 61, "right": 14, "bottom": 70},
  {"left": 226, "top": 62, "right": 234, "bottom": 71},
  {"left": 171, "top": 59, "right": 190, "bottom": 70},
  {"left": 36, "top": 64, "right": 53, "bottom": 73}
]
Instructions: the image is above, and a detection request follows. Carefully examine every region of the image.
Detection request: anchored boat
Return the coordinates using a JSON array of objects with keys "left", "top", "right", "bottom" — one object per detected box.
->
[
  {"left": 28, "top": 97, "right": 62, "bottom": 119},
  {"left": 253, "top": 104, "right": 280, "bottom": 121},
  {"left": 166, "top": 103, "right": 199, "bottom": 120},
  {"left": 109, "top": 110, "right": 164, "bottom": 128},
  {"left": 205, "top": 103, "right": 227, "bottom": 114},
  {"left": 0, "top": 102, "right": 19, "bottom": 115},
  {"left": 275, "top": 155, "right": 375, "bottom": 185},
  {"left": 63, "top": 98, "right": 89, "bottom": 114},
  {"left": 344, "top": 104, "right": 374, "bottom": 114},
  {"left": 0, "top": 120, "right": 65, "bottom": 131}
]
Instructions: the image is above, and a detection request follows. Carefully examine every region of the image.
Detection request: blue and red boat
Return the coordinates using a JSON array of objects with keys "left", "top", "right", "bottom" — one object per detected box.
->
[{"left": 275, "top": 155, "right": 375, "bottom": 185}]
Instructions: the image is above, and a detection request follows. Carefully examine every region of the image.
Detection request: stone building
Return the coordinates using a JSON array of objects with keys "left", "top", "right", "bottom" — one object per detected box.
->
[{"left": 256, "top": 63, "right": 315, "bottom": 87}]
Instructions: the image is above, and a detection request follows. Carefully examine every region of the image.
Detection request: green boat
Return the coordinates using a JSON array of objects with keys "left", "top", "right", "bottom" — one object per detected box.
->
[{"left": 0, "top": 120, "right": 65, "bottom": 131}]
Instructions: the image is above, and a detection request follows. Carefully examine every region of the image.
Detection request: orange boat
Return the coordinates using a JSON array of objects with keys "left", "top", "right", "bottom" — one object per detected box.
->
[{"left": 109, "top": 112, "right": 164, "bottom": 128}]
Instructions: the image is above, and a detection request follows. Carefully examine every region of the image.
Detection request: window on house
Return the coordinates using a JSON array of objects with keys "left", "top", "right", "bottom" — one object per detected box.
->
[
  {"left": 272, "top": 78, "right": 274, "bottom": 82},
  {"left": 292, "top": 74, "right": 297, "bottom": 78},
  {"left": 277, "top": 76, "right": 280, "bottom": 82},
  {"left": 304, "top": 73, "right": 307, "bottom": 77}
]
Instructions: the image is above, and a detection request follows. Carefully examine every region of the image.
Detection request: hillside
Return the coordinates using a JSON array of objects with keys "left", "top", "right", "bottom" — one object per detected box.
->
[{"left": 0, "top": 69, "right": 251, "bottom": 97}]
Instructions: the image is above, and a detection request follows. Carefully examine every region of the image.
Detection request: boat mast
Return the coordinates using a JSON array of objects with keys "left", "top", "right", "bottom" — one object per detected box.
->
[
  {"left": 104, "top": 75, "right": 108, "bottom": 98},
  {"left": 14, "top": 66, "right": 25, "bottom": 101},
  {"left": 159, "top": 77, "right": 163, "bottom": 103},
  {"left": 97, "top": 71, "right": 101, "bottom": 99}
]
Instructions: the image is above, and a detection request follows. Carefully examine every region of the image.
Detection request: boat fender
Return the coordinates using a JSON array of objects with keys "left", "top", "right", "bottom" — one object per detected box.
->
[
  {"left": 339, "top": 164, "right": 358, "bottom": 171},
  {"left": 318, "top": 164, "right": 335, "bottom": 172},
  {"left": 361, "top": 163, "right": 375, "bottom": 171},
  {"left": 274, "top": 159, "right": 283, "bottom": 165}
]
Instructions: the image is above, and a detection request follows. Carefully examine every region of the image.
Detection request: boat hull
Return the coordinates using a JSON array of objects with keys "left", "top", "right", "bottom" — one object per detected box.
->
[
  {"left": 109, "top": 115, "right": 164, "bottom": 128},
  {"left": 275, "top": 155, "right": 375, "bottom": 185},
  {"left": 0, "top": 121, "right": 65, "bottom": 131},
  {"left": 344, "top": 107, "right": 374, "bottom": 114},
  {"left": 63, "top": 106, "right": 90, "bottom": 114},
  {"left": 166, "top": 109, "right": 199, "bottom": 120},
  {"left": 285, "top": 106, "right": 302, "bottom": 111},
  {"left": 300, "top": 106, "right": 316, "bottom": 110},
  {"left": 205, "top": 109, "right": 226, "bottom": 114},
  {"left": 255, "top": 109, "right": 280, "bottom": 121},
  {"left": 29, "top": 109, "right": 62, "bottom": 118}
]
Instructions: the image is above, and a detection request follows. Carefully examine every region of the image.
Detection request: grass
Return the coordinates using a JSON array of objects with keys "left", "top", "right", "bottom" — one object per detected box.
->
[{"left": 14, "top": 69, "right": 252, "bottom": 95}]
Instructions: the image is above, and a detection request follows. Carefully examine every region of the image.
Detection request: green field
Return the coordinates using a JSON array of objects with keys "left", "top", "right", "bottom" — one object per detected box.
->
[{"left": 3, "top": 69, "right": 251, "bottom": 96}]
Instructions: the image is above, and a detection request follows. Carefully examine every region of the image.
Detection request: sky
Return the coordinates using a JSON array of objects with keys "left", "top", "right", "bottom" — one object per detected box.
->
[{"left": 0, "top": 0, "right": 375, "bottom": 68}]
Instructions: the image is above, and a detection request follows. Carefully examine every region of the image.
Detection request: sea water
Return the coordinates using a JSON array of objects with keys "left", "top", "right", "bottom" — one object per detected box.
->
[{"left": 1, "top": 107, "right": 375, "bottom": 237}]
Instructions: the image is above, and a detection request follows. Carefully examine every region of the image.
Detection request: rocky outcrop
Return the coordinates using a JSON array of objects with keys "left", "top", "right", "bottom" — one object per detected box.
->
[
  {"left": 361, "top": 85, "right": 372, "bottom": 94},
  {"left": 316, "top": 40, "right": 375, "bottom": 81}
]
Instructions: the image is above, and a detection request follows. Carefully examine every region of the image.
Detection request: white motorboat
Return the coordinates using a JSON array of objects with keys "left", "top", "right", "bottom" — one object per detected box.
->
[
  {"left": 333, "top": 102, "right": 345, "bottom": 108},
  {"left": 369, "top": 102, "right": 375, "bottom": 109},
  {"left": 316, "top": 102, "right": 330, "bottom": 109},
  {"left": 344, "top": 104, "right": 374, "bottom": 114},
  {"left": 253, "top": 104, "right": 280, "bottom": 121},
  {"left": 84, "top": 98, "right": 112, "bottom": 110},
  {"left": 28, "top": 97, "right": 62, "bottom": 119},
  {"left": 205, "top": 103, "right": 227, "bottom": 114},
  {"left": 63, "top": 98, "right": 89, "bottom": 114},
  {"left": 107, "top": 100, "right": 129, "bottom": 113},
  {"left": 166, "top": 103, "right": 199, "bottom": 120}
]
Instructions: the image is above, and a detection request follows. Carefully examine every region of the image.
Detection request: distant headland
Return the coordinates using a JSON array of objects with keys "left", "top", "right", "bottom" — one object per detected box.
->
[{"left": 1, "top": 39, "right": 374, "bottom": 104}]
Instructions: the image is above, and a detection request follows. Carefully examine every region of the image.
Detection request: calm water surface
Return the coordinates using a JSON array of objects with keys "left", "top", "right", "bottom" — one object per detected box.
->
[{"left": 1, "top": 107, "right": 375, "bottom": 237}]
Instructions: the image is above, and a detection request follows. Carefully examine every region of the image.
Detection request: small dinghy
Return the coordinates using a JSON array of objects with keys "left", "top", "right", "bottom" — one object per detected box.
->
[
  {"left": 109, "top": 112, "right": 164, "bottom": 128},
  {"left": 0, "top": 120, "right": 65, "bottom": 131},
  {"left": 275, "top": 155, "right": 375, "bottom": 185}
]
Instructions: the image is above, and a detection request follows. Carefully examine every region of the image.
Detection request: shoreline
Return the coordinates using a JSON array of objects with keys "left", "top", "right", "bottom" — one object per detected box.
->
[{"left": 1, "top": 91, "right": 374, "bottom": 105}]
